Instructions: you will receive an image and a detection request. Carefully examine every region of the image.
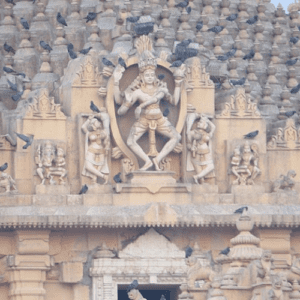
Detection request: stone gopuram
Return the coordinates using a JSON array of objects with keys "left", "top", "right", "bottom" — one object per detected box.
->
[{"left": 1, "top": 1, "right": 300, "bottom": 300}]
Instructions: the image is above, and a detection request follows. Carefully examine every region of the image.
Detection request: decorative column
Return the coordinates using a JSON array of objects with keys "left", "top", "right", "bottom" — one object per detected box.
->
[{"left": 8, "top": 230, "right": 51, "bottom": 300}]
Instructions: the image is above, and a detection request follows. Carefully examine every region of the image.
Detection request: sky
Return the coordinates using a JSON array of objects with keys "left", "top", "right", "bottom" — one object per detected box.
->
[{"left": 270, "top": 0, "right": 295, "bottom": 11}]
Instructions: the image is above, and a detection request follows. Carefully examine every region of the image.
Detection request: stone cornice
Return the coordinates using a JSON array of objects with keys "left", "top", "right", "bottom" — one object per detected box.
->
[{"left": 0, "top": 205, "right": 299, "bottom": 229}]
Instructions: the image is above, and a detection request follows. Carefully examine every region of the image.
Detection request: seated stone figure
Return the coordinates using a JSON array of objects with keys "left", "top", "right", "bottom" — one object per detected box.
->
[
  {"left": 250, "top": 250, "right": 273, "bottom": 284},
  {"left": 0, "top": 172, "right": 17, "bottom": 193},
  {"left": 268, "top": 277, "right": 284, "bottom": 300},
  {"left": 127, "top": 289, "right": 147, "bottom": 300},
  {"left": 272, "top": 170, "right": 296, "bottom": 192}
]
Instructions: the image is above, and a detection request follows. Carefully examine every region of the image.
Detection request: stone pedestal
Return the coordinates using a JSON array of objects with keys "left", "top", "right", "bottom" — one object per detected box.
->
[{"left": 35, "top": 184, "right": 70, "bottom": 195}]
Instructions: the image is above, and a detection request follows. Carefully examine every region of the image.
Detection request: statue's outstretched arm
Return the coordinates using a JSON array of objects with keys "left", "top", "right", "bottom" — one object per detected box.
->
[{"left": 113, "top": 65, "right": 125, "bottom": 105}]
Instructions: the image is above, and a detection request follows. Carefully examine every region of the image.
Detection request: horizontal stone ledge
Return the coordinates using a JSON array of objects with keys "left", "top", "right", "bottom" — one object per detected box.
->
[{"left": 0, "top": 204, "right": 299, "bottom": 228}]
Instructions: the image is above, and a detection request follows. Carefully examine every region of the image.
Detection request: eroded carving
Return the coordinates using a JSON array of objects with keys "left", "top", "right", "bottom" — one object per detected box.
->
[
  {"left": 273, "top": 170, "right": 297, "bottom": 192},
  {"left": 0, "top": 171, "right": 17, "bottom": 194},
  {"left": 250, "top": 250, "right": 274, "bottom": 284}
]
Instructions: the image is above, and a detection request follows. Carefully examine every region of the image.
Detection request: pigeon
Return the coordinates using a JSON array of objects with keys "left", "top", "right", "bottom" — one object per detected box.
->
[
  {"left": 217, "top": 54, "right": 230, "bottom": 61},
  {"left": 177, "top": 39, "right": 192, "bottom": 47},
  {"left": 127, "top": 280, "right": 138, "bottom": 292},
  {"left": 79, "top": 184, "right": 88, "bottom": 195},
  {"left": 7, "top": 79, "right": 18, "bottom": 92},
  {"left": 290, "top": 83, "right": 300, "bottom": 94},
  {"left": 90, "top": 101, "right": 100, "bottom": 113},
  {"left": 17, "top": 72, "right": 26, "bottom": 78},
  {"left": 5, "top": 0, "right": 16, "bottom": 5},
  {"left": 68, "top": 48, "right": 77, "bottom": 59},
  {"left": 246, "top": 15, "right": 258, "bottom": 25},
  {"left": 243, "top": 49, "right": 255, "bottom": 60},
  {"left": 158, "top": 74, "right": 165, "bottom": 80},
  {"left": 175, "top": 0, "right": 189, "bottom": 8},
  {"left": 285, "top": 110, "right": 297, "bottom": 118},
  {"left": 0, "top": 163, "right": 8, "bottom": 172},
  {"left": 185, "top": 246, "right": 193, "bottom": 258},
  {"left": 208, "top": 25, "right": 224, "bottom": 33},
  {"left": 40, "top": 41, "right": 52, "bottom": 52},
  {"left": 286, "top": 58, "right": 298, "bottom": 66},
  {"left": 230, "top": 77, "right": 246, "bottom": 86},
  {"left": 3, "top": 67, "right": 16, "bottom": 74},
  {"left": 186, "top": 6, "right": 192, "bottom": 14},
  {"left": 84, "top": 12, "right": 97, "bottom": 23},
  {"left": 126, "top": 16, "right": 140, "bottom": 23},
  {"left": 67, "top": 43, "right": 74, "bottom": 51},
  {"left": 215, "top": 82, "right": 222, "bottom": 89},
  {"left": 226, "top": 47, "right": 237, "bottom": 58},
  {"left": 170, "top": 60, "right": 183, "bottom": 68},
  {"left": 118, "top": 57, "right": 127, "bottom": 69},
  {"left": 244, "top": 130, "right": 259, "bottom": 139},
  {"left": 15, "top": 132, "right": 34, "bottom": 149},
  {"left": 11, "top": 90, "right": 24, "bottom": 101},
  {"left": 226, "top": 13, "right": 238, "bottom": 21},
  {"left": 4, "top": 42, "right": 15, "bottom": 54},
  {"left": 134, "top": 22, "right": 155, "bottom": 35},
  {"left": 290, "top": 37, "right": 299, "bottom": 44},
  {"left": 113, "top": 172, "right": 122, "bottom": 183},
  {"left": 234, "top": 206, "right": 248, "bottom": 214},
  {"left": 20, "top": 17, "right": 30, "bottom": 30},
  {"left": 102, "top": 57, "right": 115, "bottom": 67},
  {"left": 57, "top": 12, "right": 67, "bottom": 26},
  {"left": 163, "top": 108, "right": 170, "bottom": 117},
  {"left": 196, "top": 21, "right": 203, "bottom": 31},
  {"left": 219, "top": 247, "right": 230, "bottom": 255},
  {"left": 80, "top": 47, "right": 92, "bottom": 55}
]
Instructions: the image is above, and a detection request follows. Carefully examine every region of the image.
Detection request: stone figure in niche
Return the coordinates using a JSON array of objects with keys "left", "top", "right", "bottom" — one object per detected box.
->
[
  {"left": 127, "top": 289, "right": 147, "bottom": 300},
  {"left": 0, "top": 171, "right": 17, "bottom": 194},
  {"left": 268, "top": 277, "right": 284, "bottom": 300},
  {"left": 231, "top": 142, "right": 261, "bottom": 185},
  {"left": 113, "top": 36, "right": 184, "bottom": 171},
  {"left": 186, "top": 114, "right": 216, "bottom": 184},
  {"left": 272, "top": 170, "right": 296, "bottom": 192},
  {"left": 186, "top": 255, "right": 215, "bottom": 288},
  {"left": 81, "top": 111, "right": 110, "bottom": 184},
  {"left": 35, "top": 141, "right": 67, "bottom": 185},
  {"left": 251, "top": 250, "right": 273, "bottom": 284}
]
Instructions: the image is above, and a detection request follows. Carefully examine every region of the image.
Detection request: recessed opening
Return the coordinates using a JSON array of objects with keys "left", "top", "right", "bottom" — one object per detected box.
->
[{"left": 118, "top": 284, "right": 180, "bottom": 300}]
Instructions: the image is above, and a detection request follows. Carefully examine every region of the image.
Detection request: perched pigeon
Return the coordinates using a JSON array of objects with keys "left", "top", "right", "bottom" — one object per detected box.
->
[
  {"left": 175, "top": 0, "right": 189, "bottom": 8},
  {"left": 290, "top": 83, "right": 300, "bottom": 94},
  {"left": 163, "top": 108, "right": 170, "bottom": 117},
  {"left": 217, "top": 54, "right": 229, "bottom": 61},
  {"left": 177, "top": 39, "right": 192, "bottom": 47},
  {"left": 118, "top": 57, "right": 127, "bottom": 69},
  {"left": 4, "top": 42, "right": 15, "bottom": 54},
  {"left": 185, "top": 246, "right": 193, "bottom": 258},
  {"left": 79, "top": 184, "right": 88, "bottom": 195},
  {"left": 186, "top": 6, "right": 192, "bottom": 14},
  {"left": 90, "top": 101, "right": 100, "bottom": 113},
  {"left": 67, "top": 43, "right": 74, "bottom": 51},
  {"left": 215, "top": 82, "right": 222, "bottom": 89},
  {"left": 134, "top": 22, "right": 155, "bottom": 35},
  {"left": 5, "top": 0, "right": 16, "bottom": 5},
  {"left": 285, "top": 110, "right": 297, "bottom": 118},
  {"left": 0, "top": 163, "right": 8, "bottom": 172},
  {"left": 246, "top": 15, "right": 258, "bottom": 25},
  {"left": 196, "top": 21, "right": 203, "bottom": 31},
  {"left": 234, "top": 206, "right": 248, "bottom": 214},
  {"left": 290, "top": 37, "right": 299, "bottom": 44},
  {"left": 126, "top": 16, "right": 140, "bottom": 23},
  {"left": 113, "top": 172, "right": 122, "bottom": 183},
  {"left": 243, "top": 49, "right": 255, "bottom": 60},
  {"left": 244, "top": 130, "right": 259, "bottom": 139},
  {"left": 68, "top": 48, "right": 77, "bottom": 59},
  {"left": 219, "top": 247, "right": 230, "bottom": 255},
  {"left": 226, "top": 47, "right": 237, "bottom": 58},
  {"left": 7, "top": 79, "right": 18, "bottom": 92},
  {"left": 208, "top": 25, "right": 224, "bottom": 33},
  {"left": 127, "top": 280, "right": 138, "bottom": 292},
  {"left": 84, "top": 12, "right": 97, "bottom": 23},
  {"left": 57, "top": 12, "right": 67, "bottom": 26},
  {"left": 230, "top": 77, "right": 246, "bottom": 86},
  {"left": 40, "top": 41, "right": 52, "bottom": 52},
  {"left": 80, "top": 47, "right": 92, "bottom": 55},
  {"left": 102, "top": 57, "right": 115, "bottom": 67},
  {"left": 226, "top": 13, "right": 238, "bottom": 21},
  {"left": 158, "top": 74, "right": 165, "bottom": 80},
  {"left": 286, "top": 58, "right": 298, "bottom": 66},
  {"left": 15, "top": 132, "right": 34, "bottom": 149},
  {"left": 11, "top": 90, "right": 24, "bottom": 101},
  {"left": 3, "top": 67, "right": 16, "bottom": 74},
  {"left": 20, "top": 17, "right": 29, "bottom": 30},
  {"left": 170, "top": 60, "right": 183, "bottom": 68}
]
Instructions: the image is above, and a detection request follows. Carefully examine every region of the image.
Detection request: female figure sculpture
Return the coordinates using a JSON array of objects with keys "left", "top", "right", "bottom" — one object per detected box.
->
[
  {"left": 81, "top": 112, "right": 110, "bottom": 184},
  {"left": 187, "top": 115, "right": 216, "bottom": 184},
  {"left": 113, "top": 36, "right": 184, "bottom": 171}
]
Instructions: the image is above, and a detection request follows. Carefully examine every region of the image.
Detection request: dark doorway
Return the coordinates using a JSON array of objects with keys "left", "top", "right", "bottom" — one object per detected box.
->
[{"left": 118, "top": 284, "right": 179, "bottom": 300}]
